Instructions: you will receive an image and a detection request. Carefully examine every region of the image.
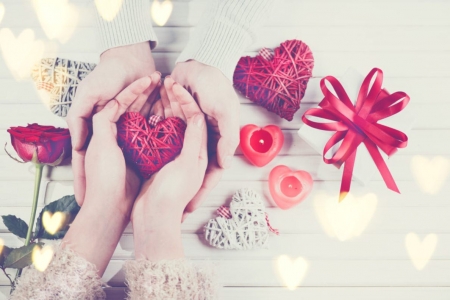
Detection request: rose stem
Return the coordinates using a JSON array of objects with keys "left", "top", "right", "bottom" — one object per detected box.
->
[{"left": 13, "top": 163, "right": 43, "bottom": 285}]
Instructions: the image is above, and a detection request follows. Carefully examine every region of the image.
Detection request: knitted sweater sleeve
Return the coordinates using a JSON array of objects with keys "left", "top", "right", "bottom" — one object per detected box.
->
[
  {"left": 10, "top": 245, "right": 105, "bottom": 300},
  {"left": 124, "top": 259, "right": 218, "bottom": 299},
  {"left": 95, "top": 0, "right": 158, "bottom": 54},
  {"left": 176, "top": 0, "right": 275, "bottom": 80}
]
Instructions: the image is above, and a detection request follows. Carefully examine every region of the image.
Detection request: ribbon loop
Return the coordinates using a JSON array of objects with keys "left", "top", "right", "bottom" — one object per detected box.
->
[{"left": 302, "top": 68, "right": 410, "bottom": 200}]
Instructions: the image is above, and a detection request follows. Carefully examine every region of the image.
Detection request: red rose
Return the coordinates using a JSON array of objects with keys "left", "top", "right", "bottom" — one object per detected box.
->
[{"left": 7, "top": 124, "right": 71, "bottom": 165}]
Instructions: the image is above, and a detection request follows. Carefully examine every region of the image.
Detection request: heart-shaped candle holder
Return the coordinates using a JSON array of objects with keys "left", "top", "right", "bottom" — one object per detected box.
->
[
  {"left": 240, "top": 124, "right": 284, "bottom": 167},
  {"left": 117, "top": 112, "right": 186, "bottom": 179},
  {"left": 269, "top": 165, "right": 313, "bottom": 209}
]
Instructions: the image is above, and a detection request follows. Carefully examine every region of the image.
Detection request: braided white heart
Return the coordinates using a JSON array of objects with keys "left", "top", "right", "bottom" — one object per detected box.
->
[
  {"left": 204, "top": 188, "right": 270, "bottom": 250},
  {"left": 31, "top": 57, "right": 96, "bottom": 117}
]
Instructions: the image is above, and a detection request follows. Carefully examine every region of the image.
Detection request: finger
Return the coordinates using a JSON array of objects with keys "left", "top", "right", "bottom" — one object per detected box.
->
[
  {"left": 172, "top": 83, "right": 202, "bottom": 120},
  {"left": 72, "top": 148, "right": 87, "bottom": 206},
  {"left": 164, "top": 76, "right": 186, "bottom": 121},
  {"left": 66, "top": 95, "right": 95, "bottom": 151},
  {"left": 182, "top": 159, "right": 223, "bottom": 221},
  {"left": 91, "top": 100, "right": 119, "bottom": 142},
  {"left": 159, "top": 83, "right": 173, "bottom": 117},
  {"left": 180, "top": 113, "right": 205, "bottom": 162},
  {"left": 113, "top": 76, "right": 151, "bottom": 121},
  {"left": 128, "top": 72, "right": 161, "bottom": 112},
  {"left": 141, "top": 80, "right": 162, "bottom": 118},
  {"left": 215, "top": 103, "right": 240, "bottom": 169},
  {"left": 150, "top": 100, "right": 164, "bottom": 117}
]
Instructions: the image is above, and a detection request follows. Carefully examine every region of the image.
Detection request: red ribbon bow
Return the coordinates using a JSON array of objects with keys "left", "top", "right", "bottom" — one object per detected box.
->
[{"left": 302, "top": 68, "right": 410, "bottom": 201}]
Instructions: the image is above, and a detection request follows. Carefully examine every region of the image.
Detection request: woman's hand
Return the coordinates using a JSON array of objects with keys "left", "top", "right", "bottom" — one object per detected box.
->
[
  {"left": 132, "top": 77, "right": 208, "bottom": 260},
  {"left": 63, "top": 75, "right": 159, "bottom": 275},
  {"left": 67, "top": 42, "right": 158, "bottom": 206},
  {"left": 171, "top": 61, "right": 240, "bottom": 219}
]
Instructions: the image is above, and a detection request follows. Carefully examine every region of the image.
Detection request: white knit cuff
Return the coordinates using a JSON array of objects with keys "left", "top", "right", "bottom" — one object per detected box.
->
[
  {"left": 176, "top": 20, "right": 251, "bottom": 82},
  {"left": 11, "top": 245, "right": 105, "bottom": 300},
  {"left": 124, "top": 259, "right": 218, "bottom": 299},
  {"left": 95, "top": 0, "right": 158, "bottom": 54}
]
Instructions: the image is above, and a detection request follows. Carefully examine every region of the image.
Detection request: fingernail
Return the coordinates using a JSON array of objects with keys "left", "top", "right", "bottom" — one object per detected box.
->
[
  {"left": 223, "top": 155, "right": 233, "bottom": 169},
  {"left": 155, "top": 71, "right": 161, "bottom": 77},
  {"left": 194, "top": 114, "right": 204, "bottom": 128}
]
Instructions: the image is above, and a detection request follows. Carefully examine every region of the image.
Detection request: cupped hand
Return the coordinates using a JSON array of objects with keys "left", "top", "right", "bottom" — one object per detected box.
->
[
  {"left": 67, "top": 42, "right": 158, "bottom": 206},
  {"left": 84, "top": 76, "right": 158, "bottom": 217},
  {"left": 170, "top": 60, "right": 240, "bottom": 218},
  {"left": 131, "top": 77, "right": 207, "bottom": 259}
]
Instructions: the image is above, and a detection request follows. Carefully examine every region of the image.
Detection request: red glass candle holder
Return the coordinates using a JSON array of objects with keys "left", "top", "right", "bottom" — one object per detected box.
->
[{"left": 240, "top": 124, "right": 284, "bottom": 167}]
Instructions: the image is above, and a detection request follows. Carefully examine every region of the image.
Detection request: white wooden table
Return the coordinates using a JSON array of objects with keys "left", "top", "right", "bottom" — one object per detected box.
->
[{"left": 1, "top": 0, "right": 449, "bottom": 299}]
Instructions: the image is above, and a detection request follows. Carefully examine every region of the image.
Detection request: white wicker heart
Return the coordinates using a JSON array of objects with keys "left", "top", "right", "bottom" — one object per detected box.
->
[
  {"left": 31, "top": 57, "right": 96, "bottom": 117},
  {"left": 204, "top": 188, "right": 270, "bottom": 250}
]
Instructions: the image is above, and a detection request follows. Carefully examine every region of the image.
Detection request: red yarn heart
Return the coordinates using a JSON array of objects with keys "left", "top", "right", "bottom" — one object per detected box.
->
[
  {"left": 117, "top": 112, "right": 186, "bottom": 179},
  {"left": 233, "top": 39, "right": 314, "bottom": 121}
]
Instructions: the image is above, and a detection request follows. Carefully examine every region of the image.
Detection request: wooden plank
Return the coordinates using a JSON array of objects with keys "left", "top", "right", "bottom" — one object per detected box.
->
[
  {"left": 1, "top": 152, "right": 447, "bottom": 182},
  {"left": 0, "top": 102, "right": 443, "bottom": 131},
  {"left": 1, "top": 253, "right": 449, "bottom": 287},
  {"left": 2, "top": 0, "right": 450, "bottom": 28},
  {"left": 43, "top": 180, "right": 450, "bottom": 208},
  {"left": 2, "top": 25, "right": 450, "bottom": 54},
  {"left": 2, "top": 286, "right": 450, "bottom": 300},
  {"left": 0, "top": 180, "right": 47, "bottom": 206},
  {"left": 2, "top": 51, "right": 450, "bottom": 79},
  {"left": 2, "top": 128, "right": 449, "bottom": 159},
  {"left": 2, "top": 231, "right": 448, "bottom": 261},
  {"left": 1, "top": 76, "right": 448, "bottom": 105},
  {"left": 2, "top": 203, "right": 449, "bottom": 235},
  {"left": 100, "top": 259, "right": 450, "bottom": 287}
]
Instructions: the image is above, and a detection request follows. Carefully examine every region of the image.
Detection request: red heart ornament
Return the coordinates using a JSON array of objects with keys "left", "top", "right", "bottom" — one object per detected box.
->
[
  {"left": 269, "top": 165, "right": 313, "bottom": 210},
  {"left": 233, "top": 39, "right": 314, "bottom": 121},
  {"left": 240, "top": 124, "right": 284, "bottom": 167},
  {"left": 117, "top": 112, "right": 186, "bottom": 179}
]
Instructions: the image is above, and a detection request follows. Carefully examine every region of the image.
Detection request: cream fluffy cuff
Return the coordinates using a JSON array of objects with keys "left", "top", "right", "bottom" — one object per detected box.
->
[
  {"left": 124, "top": 259, "right": 218, "bottom": 299},
  {"left": 11, "top": 245, "right": 105, "bottom": 300}
]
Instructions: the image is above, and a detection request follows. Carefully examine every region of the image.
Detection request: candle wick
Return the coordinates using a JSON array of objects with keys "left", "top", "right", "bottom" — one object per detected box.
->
[
  {"left": 288, "top": 184, "right": 292, "bottom": 188},
  {"left": 259, "top": 139, "right": 264, "bottom": 144}
]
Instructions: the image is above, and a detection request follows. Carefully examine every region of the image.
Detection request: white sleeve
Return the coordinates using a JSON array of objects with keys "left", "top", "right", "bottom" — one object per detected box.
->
[
  {"left": 95, "top": 0, "right": 158, "bottom": 54},
  {"left": 176, "top": 0, "right": 274, "bottom": 81}
]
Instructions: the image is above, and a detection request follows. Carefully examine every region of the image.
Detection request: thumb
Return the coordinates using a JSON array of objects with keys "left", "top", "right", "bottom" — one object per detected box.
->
[
  {"left": 180, "top": 113, "right": 205, "bottom": 162},
  {"left": 91, "top": 100, "right": 119, "bottom": 142}
]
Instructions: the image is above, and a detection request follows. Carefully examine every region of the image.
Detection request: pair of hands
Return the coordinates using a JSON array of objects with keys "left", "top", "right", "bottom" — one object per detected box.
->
[{"left": 66, "top": 42, "right": 240, "bottom": 221}]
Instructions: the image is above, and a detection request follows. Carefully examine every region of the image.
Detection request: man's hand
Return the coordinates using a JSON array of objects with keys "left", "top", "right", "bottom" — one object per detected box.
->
[
  {"left": 170, "top": 60, "right": 240, "bottom": 220},
  {"left": 66, "top": 42, "right": 159, "bottom": 206}
]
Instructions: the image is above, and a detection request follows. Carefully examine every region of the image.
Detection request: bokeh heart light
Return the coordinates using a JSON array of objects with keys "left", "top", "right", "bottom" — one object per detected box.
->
[
  {"left": 0, "top": 28, "right": 45, "bottom": 80},
  {"left": 276, "top": 255, "right": 308, "bottom": 290},
  {"left": 151, "top": 0, "right": 173, "bottom": 26},
  {"left": 405, "top": 232, "right": 438, "bottom": 271},
  {"left": 314, "top": 192, "right": 377, "bottom": 241}
]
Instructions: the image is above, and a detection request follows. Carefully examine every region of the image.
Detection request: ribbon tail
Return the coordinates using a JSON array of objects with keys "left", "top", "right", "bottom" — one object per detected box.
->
[
  {"left": 339, "top": 150, "right": 356, "bottom": 202},
  {"left": 365, "top": 140, "right": 400, "bottom": 194}
]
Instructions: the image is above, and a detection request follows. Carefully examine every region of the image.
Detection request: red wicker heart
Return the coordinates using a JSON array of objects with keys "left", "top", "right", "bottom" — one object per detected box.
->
[
  {"left": 117, "top": 112, "right": 186, "bottom": 179},
  {"left": 233, "top": 39, "right": 314, "bottom": 121}
]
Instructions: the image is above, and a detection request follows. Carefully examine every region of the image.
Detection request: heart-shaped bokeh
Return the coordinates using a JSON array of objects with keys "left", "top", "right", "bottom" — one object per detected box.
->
[
  {"left": 117, "top": 112, "right": 186, "bottom": 179},
  {"left": 233, "top": 39, "right": 314, "bottom": 121}
]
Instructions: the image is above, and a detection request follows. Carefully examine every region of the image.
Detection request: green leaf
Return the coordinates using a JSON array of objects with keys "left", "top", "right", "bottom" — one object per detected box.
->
[
  {"left": 0, "top": 245, "right": 13, "bottom": 267},
  {"left": 34, "top": 195, "right": 80, "bottom": 240},
  {"left": 4, "top": 243, "right": 42, "bottom": 269},
  {"left": 2, "top": 215, "right": 28, "bottom": 239}
]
